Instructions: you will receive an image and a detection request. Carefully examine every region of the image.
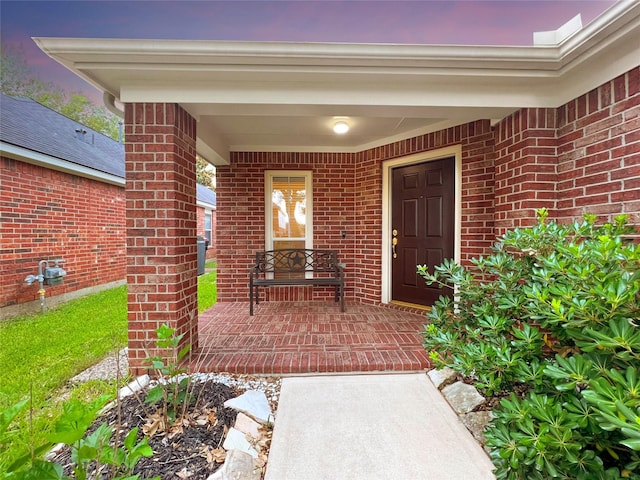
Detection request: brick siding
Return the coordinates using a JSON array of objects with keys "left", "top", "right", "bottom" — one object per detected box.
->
[
  {"left": 493, "top": 67, "right": 639, "bottom": 232},
  {"left": 216, "top": 153, "right": 354, "bottom": 304},
  {"left": 494, "top": 108, "right": 558, "bottom": 235},
  {"left": 217, "top": 120, "right": 497, "bottom": 306},
  {"left": 556, "top": 67, "right": 640, "bottom": 224},
  {"left": 124, "top": 103, "right": 198, "bottom": 372},
  {"left": 196, "top": 206, "right": 217, "bottom": 259},
  {"left": 4, "top": 66, "right": 637, "bottom": 367},
  {"left": 216, "top": 68, "right": 638, "bottom": 307},
  {"left": 0, "top": 156, "right": 126, "bottom": 309},
  {"left": 0, "top": 158, "right": 212, "bottom": 314}
]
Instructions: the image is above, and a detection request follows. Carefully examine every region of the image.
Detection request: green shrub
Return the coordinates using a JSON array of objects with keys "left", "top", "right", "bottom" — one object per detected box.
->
[
  {"left": 1, "top": 396, "right": 157, "bottom": 480},
  {"left": 420, "top": 210, "right": 640, "bottom": 479}
]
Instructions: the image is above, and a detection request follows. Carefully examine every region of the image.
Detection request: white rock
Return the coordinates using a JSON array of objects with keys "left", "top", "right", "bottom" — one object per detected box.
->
[
  {"left": 206, "top": 449, "right": 261, "bottom": 480},
  {"left": 224, "top": 390, "right": 272, "bottom": 424},
  {"left": 223, "top": 428, "right": 258, "bottom": 458},
  {"left": 441, "top": 381, "right": 485, "bottom": 414},
  {"left": 427, "top": 367, "right": 458, "bottom": 390},
  {"left": 234, "top": 412, "right": 262, "bottom": 440},
  {"left": 118, "top": 374, "right": 150, "bottom": 398},
  {"left": 460, "top": 411, "right": 494, "bottom": 444}
]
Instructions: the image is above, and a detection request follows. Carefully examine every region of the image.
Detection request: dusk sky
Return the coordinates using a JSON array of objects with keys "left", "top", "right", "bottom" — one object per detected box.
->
[{"left": 1, "top": 0, "right": 616, "bottom": 101}]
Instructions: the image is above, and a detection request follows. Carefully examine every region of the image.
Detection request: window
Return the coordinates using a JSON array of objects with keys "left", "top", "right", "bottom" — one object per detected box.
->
[
  {"left": 266, "top": 171, "right": 312, "bottom": 250},
  {"left": 204, "top": 211, "right": 212, "bottom": 245}
]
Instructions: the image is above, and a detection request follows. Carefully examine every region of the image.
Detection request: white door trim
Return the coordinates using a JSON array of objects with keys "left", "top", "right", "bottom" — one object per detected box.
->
[{"left": 381, "top": 145, "right": 462, "bottom": 304}]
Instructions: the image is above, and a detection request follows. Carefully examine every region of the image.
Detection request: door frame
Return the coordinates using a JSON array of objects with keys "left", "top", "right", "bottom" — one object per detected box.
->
[{"left": 381, "top": 145, "right": 462, "bottom": 305}]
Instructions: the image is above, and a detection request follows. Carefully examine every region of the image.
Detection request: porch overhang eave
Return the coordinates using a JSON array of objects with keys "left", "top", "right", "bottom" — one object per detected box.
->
[{"left": 32, "top": 0, "right": 640, "bottom": 162}]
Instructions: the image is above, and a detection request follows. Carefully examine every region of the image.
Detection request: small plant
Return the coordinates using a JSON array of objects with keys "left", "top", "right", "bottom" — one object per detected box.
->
[
  {"left": 1, "top": 396, "right": 158, "bottom": 480},
  {"left": 420, "top": 210, "right": 640, "bottom": 479},
  {"left": 144, "top": 324, "right": 193, "bottom": 426}
]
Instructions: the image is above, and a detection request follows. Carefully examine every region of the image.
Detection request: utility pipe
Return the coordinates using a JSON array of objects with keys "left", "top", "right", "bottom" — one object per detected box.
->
[{"left": 37, "top": 260, "right": 47, "bottom": 313}]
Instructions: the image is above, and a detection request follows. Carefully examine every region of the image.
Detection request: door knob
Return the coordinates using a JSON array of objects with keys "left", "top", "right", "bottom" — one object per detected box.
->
[{"left": 392, "top": 229, "right": 398, "bottom": 259}]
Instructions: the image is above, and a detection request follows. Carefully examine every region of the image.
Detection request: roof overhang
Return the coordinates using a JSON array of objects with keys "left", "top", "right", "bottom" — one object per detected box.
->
[
  {"left": 1, "top": 141, "right": 124, "bottom": 186},
  {"left": 33, "top": 0, "right": 640, "bottom": 165}
]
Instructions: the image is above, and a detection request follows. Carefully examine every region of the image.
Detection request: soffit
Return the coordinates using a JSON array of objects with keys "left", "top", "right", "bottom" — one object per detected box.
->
[{"left": 33, "top": 1, "right": 640, "bottom": 165}]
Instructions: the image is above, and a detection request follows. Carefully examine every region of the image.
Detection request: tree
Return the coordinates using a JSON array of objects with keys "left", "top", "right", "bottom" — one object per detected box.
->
[
  {"left": 196, "top": 155, "right": 216, "bottom": 189},
  {"left": 1, "top": 43, "right": 120, "bottom": 140}
]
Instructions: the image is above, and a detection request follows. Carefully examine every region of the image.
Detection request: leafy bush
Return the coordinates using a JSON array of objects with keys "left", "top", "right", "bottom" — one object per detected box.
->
[
  {"left": 420, "top": 210, "right": 640, "bottom": 479},
  {"left": 1, "top": 396, "right": 157, "bottom": 480}
]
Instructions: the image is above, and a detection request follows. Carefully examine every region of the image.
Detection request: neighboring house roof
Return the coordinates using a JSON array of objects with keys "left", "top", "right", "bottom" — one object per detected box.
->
[
  {"left": 0, "top": 94, "right": 124, "bottom": 177},
  {"left": 0, "top": 93, "right": 216, "bottom": 207},
  {"left": 196, "top": 183, "right": 217, "bottom": 209}
]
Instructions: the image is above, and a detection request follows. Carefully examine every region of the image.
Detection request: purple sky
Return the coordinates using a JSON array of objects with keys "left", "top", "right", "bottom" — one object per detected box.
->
[{"left": 1, "top": 0, "right": 616, "bottom": 101}]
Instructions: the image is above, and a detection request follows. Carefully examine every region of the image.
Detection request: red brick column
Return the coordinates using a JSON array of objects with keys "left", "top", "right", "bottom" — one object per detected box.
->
[
  {"left": 493, "top": 108, "right": 558, "bottom": 236},
  {"left": 124, "top": 103, "right": 198, "bottom": 373}
]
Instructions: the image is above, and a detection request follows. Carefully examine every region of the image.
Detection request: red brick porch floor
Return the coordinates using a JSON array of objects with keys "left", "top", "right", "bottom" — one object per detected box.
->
[{"left": 192, "top": 301, "right": 431, "bottom": 374}]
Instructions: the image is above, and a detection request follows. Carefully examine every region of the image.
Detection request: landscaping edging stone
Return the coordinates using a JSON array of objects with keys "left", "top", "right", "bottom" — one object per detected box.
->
[
  {"left": 208, "top": 389, "right": 274, "bottom": 480},
  {"left": 52, "top": 350, "right": 281, "bottom": 479},
  {"left": 441, "top": 381, "right": 485, "bottom": 414},
  {"left": 427, "top": 368, "right": 493, "bottom": 448}
]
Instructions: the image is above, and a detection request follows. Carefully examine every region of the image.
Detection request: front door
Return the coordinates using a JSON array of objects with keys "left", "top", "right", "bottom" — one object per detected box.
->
[{"left": 391, "top": 157, "right": 455, "bottom": 306}]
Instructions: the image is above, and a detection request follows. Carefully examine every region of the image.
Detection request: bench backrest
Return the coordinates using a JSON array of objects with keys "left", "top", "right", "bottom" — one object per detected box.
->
[{"left": 254, "top": 249, "right": 339, "bottom": 274}]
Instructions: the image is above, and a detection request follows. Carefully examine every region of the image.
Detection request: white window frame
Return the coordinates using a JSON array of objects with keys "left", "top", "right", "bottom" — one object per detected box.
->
[
  {"left": 265, "top": 170, "right": 313, "bottom": 251},
  {"left": 204, "top": 210, "right": 212, "bottom": 245}
]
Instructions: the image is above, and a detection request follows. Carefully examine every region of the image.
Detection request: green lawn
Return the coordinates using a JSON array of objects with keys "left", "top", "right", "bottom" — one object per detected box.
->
[
  {"left": 0, "top": 265, "right": 217, "bottom": 469},
  {"left": 199, "top": 260, "right": 217, "bottom": 312}
]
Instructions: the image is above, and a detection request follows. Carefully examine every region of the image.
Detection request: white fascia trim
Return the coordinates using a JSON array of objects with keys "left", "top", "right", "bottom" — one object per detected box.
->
[
  {"left": 33, "top": 1, "right": 639, "bottom": 85},
  {"left": 197, "top": 200, "right": 216, "bottom": 210},
  {"left": 1, "top": 142, "right": 124, "bottom": 187}
]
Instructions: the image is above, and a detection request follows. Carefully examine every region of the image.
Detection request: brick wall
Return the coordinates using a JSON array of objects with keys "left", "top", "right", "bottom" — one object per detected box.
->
[
  {"left": 196, "top": 206, "right": 216, "bottom": 259},
  {"left": 493, "top": 108, "right": 558, "bottom": 235},
  {"left": 492, "top": 67, "right": 639, "bottom": 233},
  {"left": 216, "top": 153, "right": 355, "bottom": 304},
  {"left": 0, "top": 153, "right": 216, "bottom": 317},
  {"left": 0, "top": 156, "right": 126, "bottom": 310},
  {"left": 556, "top": 67, "right": 640, "bottom": 225},
  {"left": 217, "top": 120, "right": 496, "bottom": 306},
  {"left": 353, "top": 120, "right": 496, "bottom": 302},
  {"left": 124, "top": 103, "right": 198, "bottom": 372}
]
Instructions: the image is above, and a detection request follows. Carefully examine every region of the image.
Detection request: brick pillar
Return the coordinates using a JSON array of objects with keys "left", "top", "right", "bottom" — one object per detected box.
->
[
  {"left": 493, "top": 108, "right": 558, "bottom": 236},
  {"left": 124, "top": 103, "right": 198, "bottom": 373}
]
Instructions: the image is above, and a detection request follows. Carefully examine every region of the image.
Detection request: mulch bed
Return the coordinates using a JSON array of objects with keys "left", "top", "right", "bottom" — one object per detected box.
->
[{"left": 53, "top": 380, "right": 241, "bottom": 480}]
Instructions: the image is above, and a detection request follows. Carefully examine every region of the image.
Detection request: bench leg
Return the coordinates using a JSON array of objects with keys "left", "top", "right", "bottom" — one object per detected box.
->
[
  {"left": 249, "top": 279, "right": 254, "bottom": 316},
  {"left": 250, "top": 285, "right": 261, "bottom": 316},
  {"left": 334, "top": 284, "right": 344, "bottom": 312}
]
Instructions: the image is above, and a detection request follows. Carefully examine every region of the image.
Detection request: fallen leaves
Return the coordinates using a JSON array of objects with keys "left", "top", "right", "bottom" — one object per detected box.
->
[
  {"left": 142, "top": 407, "right": 219, "bottom": 438},
  {"left": 142, "top": 410, "right": 166, "bottom": 437},
  {"left": 200, "top": 445, "right": 227, "bottom": 467},
  {"left": 176, "top": 467, "right": 193, "bottom": 478}
]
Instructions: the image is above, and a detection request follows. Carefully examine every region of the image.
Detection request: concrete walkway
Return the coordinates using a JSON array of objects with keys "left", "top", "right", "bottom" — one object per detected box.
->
[{"left": 265, "top": 373, "right": 496, "bottom": 480}]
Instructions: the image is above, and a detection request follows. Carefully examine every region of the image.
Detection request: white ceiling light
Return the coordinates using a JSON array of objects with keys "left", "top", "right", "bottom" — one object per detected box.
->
[{"left": 333, "top": 120, "right": 350, "bottom": 134}]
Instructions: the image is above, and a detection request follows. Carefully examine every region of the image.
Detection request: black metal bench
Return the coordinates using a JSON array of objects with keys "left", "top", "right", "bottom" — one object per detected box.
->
[{"left": 249, "top": 249, "right": 344, "bottom": 315}]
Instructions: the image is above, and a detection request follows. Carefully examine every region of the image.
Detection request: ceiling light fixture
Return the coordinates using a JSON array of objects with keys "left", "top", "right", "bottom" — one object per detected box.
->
[{"left": 333, "top": 120, "right": 350, "bottom": 134}]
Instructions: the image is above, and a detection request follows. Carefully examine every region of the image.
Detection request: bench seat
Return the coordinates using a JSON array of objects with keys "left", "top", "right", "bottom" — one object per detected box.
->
[{"left": 249, "top": 249, "right": 344, "bottom": 315}]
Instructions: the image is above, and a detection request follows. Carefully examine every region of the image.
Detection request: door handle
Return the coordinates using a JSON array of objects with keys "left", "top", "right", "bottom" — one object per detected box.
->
[{"left": 392, "top": 229, "right": 398, "bottom": 259}]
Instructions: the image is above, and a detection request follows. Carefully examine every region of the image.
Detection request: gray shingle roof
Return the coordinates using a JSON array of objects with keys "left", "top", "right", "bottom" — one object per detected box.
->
[
  {"left": 197, "top": 183, "right": 217, "bottom": 206},
  {"left": 0, "top": 93, "right": 215, "bottom": 206},
  {"left": 1, "top": 94, "right": 125, "bottom": 177}
]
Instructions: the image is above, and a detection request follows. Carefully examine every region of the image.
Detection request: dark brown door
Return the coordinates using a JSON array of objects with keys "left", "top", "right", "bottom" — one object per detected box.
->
[{"left": 391, "top": 158, "right": 455, "bottom": 306}]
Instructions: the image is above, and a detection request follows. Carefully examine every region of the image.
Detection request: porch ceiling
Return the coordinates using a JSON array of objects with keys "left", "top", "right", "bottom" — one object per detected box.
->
[{"left": 33, "top": 1, "right": 640, "bottom": 165}]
